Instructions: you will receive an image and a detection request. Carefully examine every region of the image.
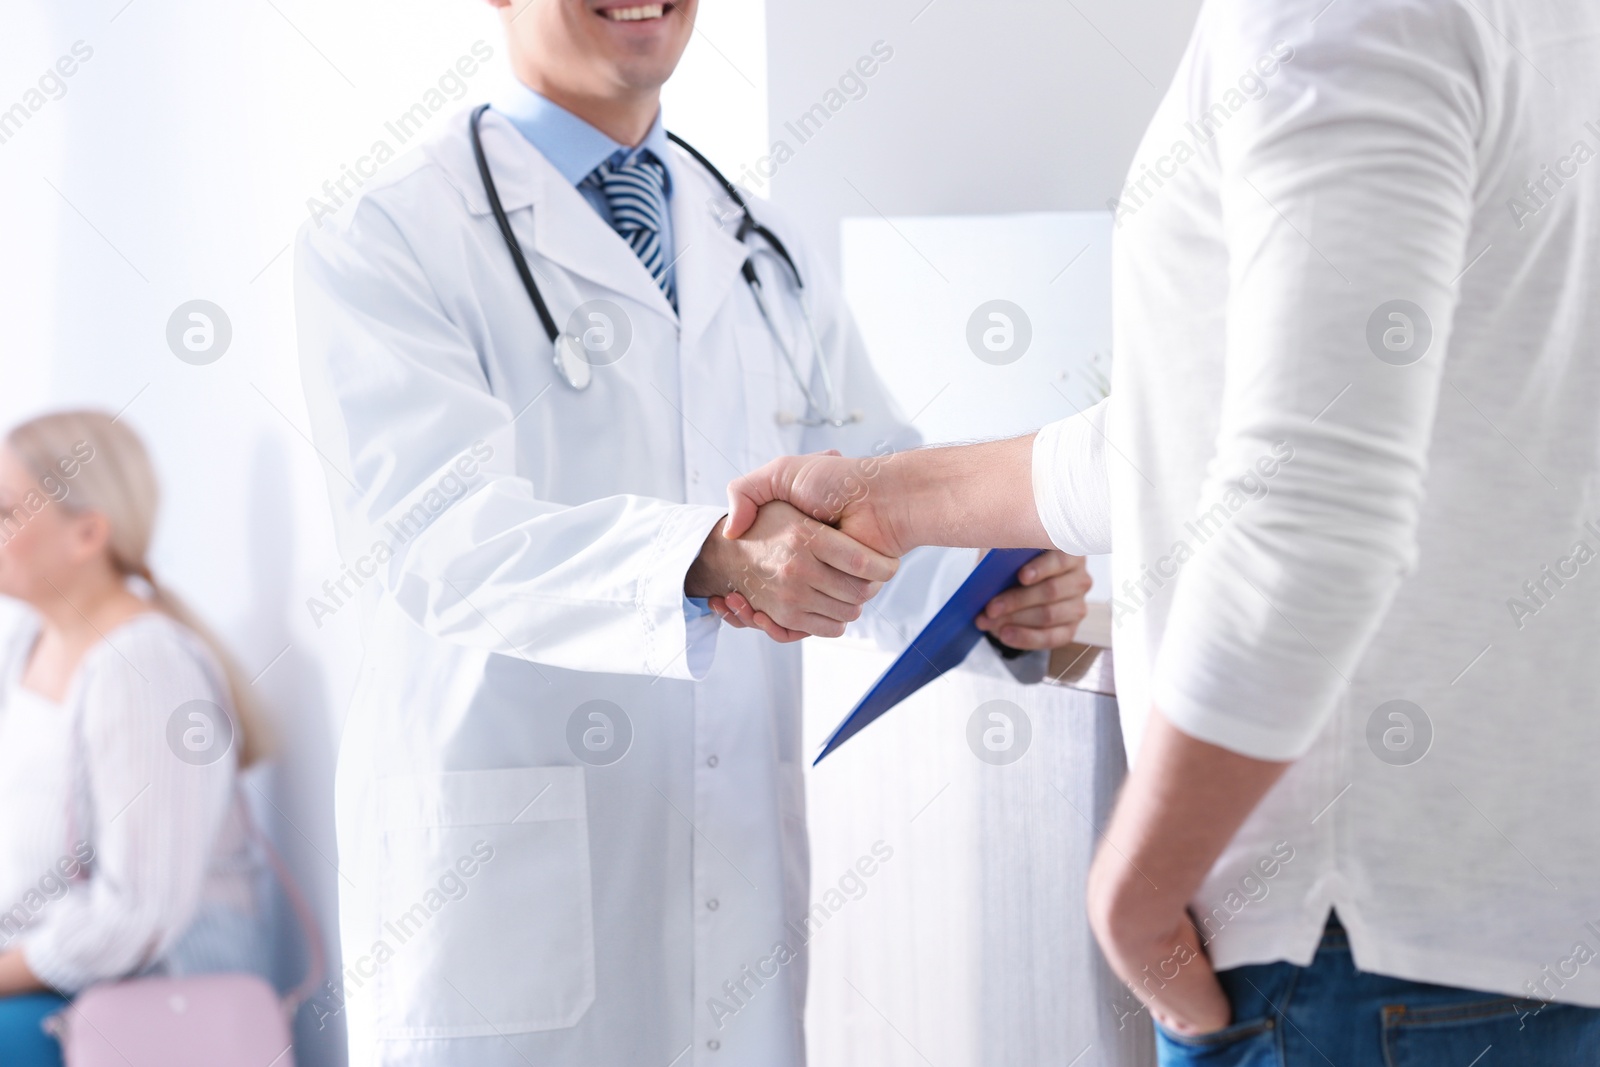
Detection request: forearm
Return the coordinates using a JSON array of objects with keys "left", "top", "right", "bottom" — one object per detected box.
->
[
  {"left": 1086, "top": 708, "right": 1289, "bottom": 1030},
  {"left": 885, "top": 435, "right": 1052, "bottom": 552},
  {"left": 683, "top": 517, "right": 735, "bottom": 597},
  {"left": 388, "top": 491, "right": 726, "bottom": 678},
  {"left": 1092, "top": 708, "right": 1287, "bottom": 917}
]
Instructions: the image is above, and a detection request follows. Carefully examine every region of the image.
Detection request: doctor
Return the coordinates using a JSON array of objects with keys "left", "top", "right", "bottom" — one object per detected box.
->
[{"left": 294, "top": 1, "right": 1090, "bottom": 1065}]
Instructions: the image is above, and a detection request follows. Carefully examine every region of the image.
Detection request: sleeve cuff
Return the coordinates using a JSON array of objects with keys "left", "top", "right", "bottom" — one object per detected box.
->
[
  {"left": 683, "top": 597, "right": 719, "bottom": 679},
  {"left": 1149, "top": 669, "right": 1324, "bottom": 762},
  {"left": 639, "top": 505, "right": 728, "bottom": 681},
  {"left": 1032, "top": 402, "right": 1113, "bottom": 556}
]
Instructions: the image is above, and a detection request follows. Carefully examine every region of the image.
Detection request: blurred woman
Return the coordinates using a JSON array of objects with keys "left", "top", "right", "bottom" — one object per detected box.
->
[{"left": 0, "top": 411, "right": 268, "bottom": 1066}]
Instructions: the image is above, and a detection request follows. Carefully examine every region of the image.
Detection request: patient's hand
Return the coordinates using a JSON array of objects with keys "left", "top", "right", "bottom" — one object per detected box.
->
[
  {"left": 685, "top": 499, "right": 897, "bottom": 641},
  {"left": 975, "top": 551, "right": 1091, "bottom": 650},
  {"left": 725, "top": 451, "right": 910, "bottom": 557}
]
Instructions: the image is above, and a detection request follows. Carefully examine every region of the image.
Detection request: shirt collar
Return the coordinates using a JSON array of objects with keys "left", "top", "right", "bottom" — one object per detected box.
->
[{"left": 488, "top": 80, "right": 673, "bottom": 195}]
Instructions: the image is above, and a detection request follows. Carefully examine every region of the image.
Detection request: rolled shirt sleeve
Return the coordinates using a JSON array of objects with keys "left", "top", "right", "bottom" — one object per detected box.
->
[
  {"left": 1148, "top": 0, "right": 1479, "bottom": 760},
  {"left": 1031, "top": 398, "right": 1114, "bottom": 557}
]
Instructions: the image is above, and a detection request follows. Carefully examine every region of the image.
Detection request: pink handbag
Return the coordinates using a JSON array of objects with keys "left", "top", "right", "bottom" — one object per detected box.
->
[{"left": 42, "top": 807, "right": 326, "bottom": 1067}]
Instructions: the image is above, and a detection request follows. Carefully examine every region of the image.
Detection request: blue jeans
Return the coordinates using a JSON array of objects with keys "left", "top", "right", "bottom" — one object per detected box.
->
[
  {"left": 1156, "top": 915, "right": 1600, "bottom": 1066},
  {"left": 0, "top": 993, "right": 67, "bottom": 1067}
]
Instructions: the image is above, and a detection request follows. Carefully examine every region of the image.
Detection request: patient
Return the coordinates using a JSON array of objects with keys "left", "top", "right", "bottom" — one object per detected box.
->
[{"left": 0, "top": 411, "right": 268, "bottom": 1066}]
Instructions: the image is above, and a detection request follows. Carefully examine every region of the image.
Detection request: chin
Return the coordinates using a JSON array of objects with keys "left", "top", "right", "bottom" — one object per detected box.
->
[
  {"left": 609, "top": 56, "right": 681, "bottom": 92},
  {"left": 589, "top": 2, "right": 692, "bottom": 74}
]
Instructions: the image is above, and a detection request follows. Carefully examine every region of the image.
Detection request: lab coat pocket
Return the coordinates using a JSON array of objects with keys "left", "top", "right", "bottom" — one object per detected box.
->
[{"left": 373, "top": 766, "right": 596, "bottom": 1039}]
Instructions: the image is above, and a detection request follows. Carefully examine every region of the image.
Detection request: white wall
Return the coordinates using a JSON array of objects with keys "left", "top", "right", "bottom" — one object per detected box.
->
[
  {"left": 764, "top": 0, "right": 1203, "bottom": 265},
  {"left": 663, "top": 0, "right": 768, "bottom": 179}
]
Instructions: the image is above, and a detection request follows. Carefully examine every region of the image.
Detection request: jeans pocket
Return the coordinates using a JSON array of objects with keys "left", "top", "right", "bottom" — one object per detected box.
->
[
  {"left": 1153, "top": 958, "right": 1300, "bottom": 1065},
  {"left": 1155, "top": 1016, "right": 1277, "bottom": 1065},
  {"left": 1383, "top": 997, "right": 1600, "bottom": 1067}
]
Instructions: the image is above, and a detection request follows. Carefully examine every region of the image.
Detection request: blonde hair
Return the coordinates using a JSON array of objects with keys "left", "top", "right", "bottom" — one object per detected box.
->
[{"left": 6, "top": 410, "right": 266, "bottom": 766}]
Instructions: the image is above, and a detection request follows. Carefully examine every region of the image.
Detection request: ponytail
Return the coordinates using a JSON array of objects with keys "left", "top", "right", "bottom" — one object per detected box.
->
[{"left": 122, "top": 561, "right": 269, "bottom": 768}]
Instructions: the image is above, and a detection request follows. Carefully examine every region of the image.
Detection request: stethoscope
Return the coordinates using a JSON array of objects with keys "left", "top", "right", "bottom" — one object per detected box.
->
[{"left": 469, "top": 103, "right": 859, "bottom": 428}]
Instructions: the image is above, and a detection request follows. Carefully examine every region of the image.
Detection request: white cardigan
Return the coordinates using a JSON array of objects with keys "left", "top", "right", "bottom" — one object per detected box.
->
[{"left": 0, "top": 609, "right": 265, "bottom": 993}]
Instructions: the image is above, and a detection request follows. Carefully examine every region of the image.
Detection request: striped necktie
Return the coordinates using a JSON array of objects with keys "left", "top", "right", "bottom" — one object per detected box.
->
[{"left": 590, "top": 151, "right": 676, "bottom": 310}]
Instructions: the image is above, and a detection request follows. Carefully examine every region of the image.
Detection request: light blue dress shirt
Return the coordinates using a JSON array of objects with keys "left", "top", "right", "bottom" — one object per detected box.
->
[
  {"left": 489, "top": 81, "right": 677, "bottom": 298},
  {"left": 489, "top": 83, "right": 709, "bottom": 620}
]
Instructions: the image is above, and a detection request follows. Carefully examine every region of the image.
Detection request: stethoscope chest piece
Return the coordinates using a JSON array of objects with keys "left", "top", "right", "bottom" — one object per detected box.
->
[{"left": 554, "top": 333, "right": 593, "bottom": 391}]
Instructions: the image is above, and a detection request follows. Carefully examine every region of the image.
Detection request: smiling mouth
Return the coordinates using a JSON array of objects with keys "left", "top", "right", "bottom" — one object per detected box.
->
[{"left": 601, "top": 3, "right": 670, "bottom": 21}]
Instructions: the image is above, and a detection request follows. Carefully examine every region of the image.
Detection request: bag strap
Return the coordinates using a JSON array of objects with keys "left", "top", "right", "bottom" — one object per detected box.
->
[
  {"left": 193, "top": 625, "right": 328, "bottom": 1016},
  {"left": 240, "top": 793, "right": 328, "bottom": 1016}
]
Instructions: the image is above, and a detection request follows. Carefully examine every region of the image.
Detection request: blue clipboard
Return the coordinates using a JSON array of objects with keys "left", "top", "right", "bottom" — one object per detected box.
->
[{"left": 813, "top": 548, "right": 1045, "bottom": 764}]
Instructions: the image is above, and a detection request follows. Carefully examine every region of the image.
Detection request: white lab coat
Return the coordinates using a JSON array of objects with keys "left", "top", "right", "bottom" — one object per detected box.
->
[{"left": 294, "top": 106, "right": 985, "bottom": 1067}]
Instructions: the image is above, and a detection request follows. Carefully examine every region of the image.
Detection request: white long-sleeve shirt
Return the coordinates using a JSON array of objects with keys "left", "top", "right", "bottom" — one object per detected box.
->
[
  {"left": 0, "top": 611, "right": 264, "bottom": 993},
  {"left": 1034, "top": 0, "right": 1600, "bottom": 1005}
]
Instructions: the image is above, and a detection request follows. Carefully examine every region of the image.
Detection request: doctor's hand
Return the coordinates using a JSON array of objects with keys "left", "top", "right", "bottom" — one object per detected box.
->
[
  {"left": 975, "top": 551, "right": 1092, "bottom": 650},
  {"left": 685, "top": 500, "right": 898, "bottom": 642}
]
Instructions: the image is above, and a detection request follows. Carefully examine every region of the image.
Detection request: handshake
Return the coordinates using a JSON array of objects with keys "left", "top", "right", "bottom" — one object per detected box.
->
[{"left": 684, "top": 447, "right": 1091, "bottom": 648}]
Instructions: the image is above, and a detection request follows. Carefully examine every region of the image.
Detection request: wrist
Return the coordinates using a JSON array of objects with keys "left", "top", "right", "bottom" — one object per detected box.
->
[
  {"left": 684, "top": 517, "right": 736, "bottom": 598},
  {"left": 852, "top": 437, "right": 1040, "bottom": 554},
  {"left": 869, "top": 448, "right": 939, "bottom": 553}
]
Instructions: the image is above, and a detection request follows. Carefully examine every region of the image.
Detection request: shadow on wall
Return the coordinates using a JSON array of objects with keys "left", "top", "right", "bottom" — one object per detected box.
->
[{"left": 236, "top": 435, "right": 347, "bottom": 1067}]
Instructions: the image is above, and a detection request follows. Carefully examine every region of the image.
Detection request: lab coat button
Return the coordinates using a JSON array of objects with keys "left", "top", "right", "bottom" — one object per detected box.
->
[
  {"left": 707, "top": 1039, "right": 721, "bottom": 1051},
  {"left": 706, "top": 898, "right": 719, "bottom": 910},
  {"left": 706, "top": 754, "right": 718, "bottom": 768}
]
